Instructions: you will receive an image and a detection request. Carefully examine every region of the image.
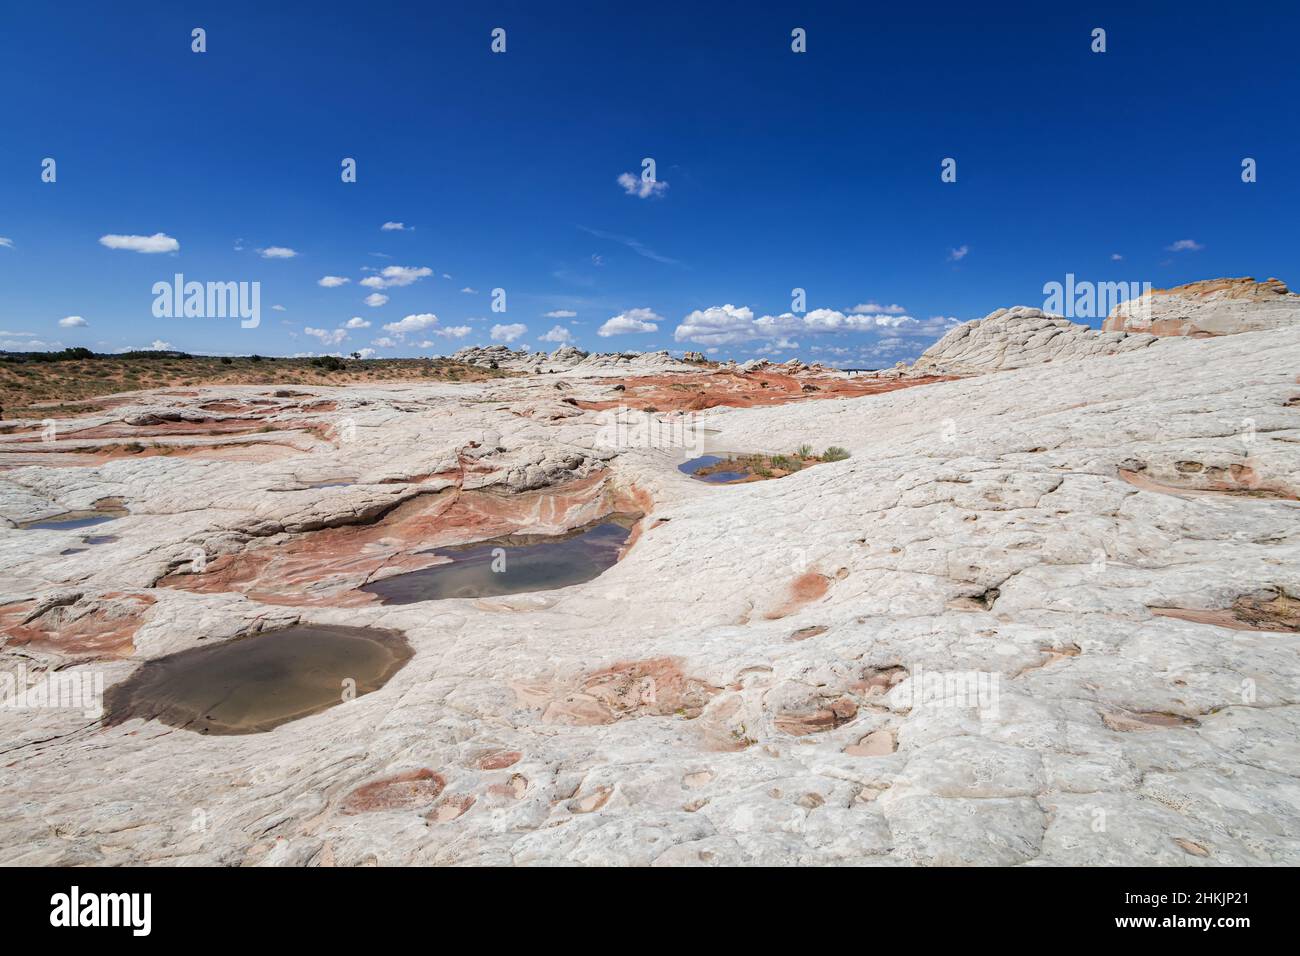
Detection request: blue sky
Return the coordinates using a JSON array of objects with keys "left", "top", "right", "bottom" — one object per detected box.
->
[{"left": 1, "top": 1, "right": 1296, "bottom": 365}]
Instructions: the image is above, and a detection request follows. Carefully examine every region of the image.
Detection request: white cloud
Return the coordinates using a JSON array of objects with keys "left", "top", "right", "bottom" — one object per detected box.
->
[
  {"left": 380, "top": 222, "right": 409, "bottom": 231},
  {"left": 617, "top": 172, "right": 669, "bottom": 199},
  {"left": 0, "top": 237, "right": 13, "bottom": 249},
  {"left": 359, "top": 265, "right": 433, "bottom": 289},
  {"left": 344, "top": 317, "right": 370, "bottom": 329},
  {"left": 58, "top": 315, "right": 88, "bottom": 328},
  {"left": 258, "top": 246, "right": 298, "bottom": 259},
  {"left": 150, "top": 340, "right": 171, "bottom": 350},
  {"left": 417, "top": 327, "right": 472, "bottom": 346},
  {"left": 1110, "top": 253, "right": 1124, "bottom": 261},
  {"left": 305, "top": 326, "right": 348, "bottom": 346},
  {"left": 364, "top": 293, "right": 389, "bottom": 307},
  {"left": 545, "top": 309, "right": 577, "bottom": 318},
  {"left": 99, "top": 232, "right": 180, "bottom": 254},
  {"left": 460, "top": 287, "right": 477, "bottom": 294},
  {"left": 271, "top": 304, "right": 287, "bottom": 311},
  {"left": 490, "top": 323, "right": 528, "bottom": 343},
  {"left": 673, "top": 304, "right": 954, "bottom": 347},
  {"left": 539, "top": 325, "right": 573, "bottom": 344},
  {"left": 599, "top": 308, "right": 661, "bottom": 337},
  {"left": 356, "top": 348, "right": 377, "bottom": 359},
  {"left": 847, "top": 302, "right": 907, "bottom": 315},
  {"left": 383, "top": 313, "right": 441, "bottom": 335},
  {"left": 372, "top": 337, "right": 397, "bottom": 348},
  {"left": 947, "top": 245, "right": 969, "bottom": 262},
  {"left": 376, "top": 314, "right": 471, "bottom": 341},
  {"left": 673, "top": 304, "right": 756, "bottom": 345},
  {"left": 1166, "top": 239, "right": 1204, "bottom": 252},
  {"left": 318, "top": 275, "right": 350, "bottom": 287}
]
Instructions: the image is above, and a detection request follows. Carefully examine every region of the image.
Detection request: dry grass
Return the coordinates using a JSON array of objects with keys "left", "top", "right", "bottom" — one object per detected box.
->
[{"left": 0, "top": 355, "right": 508, "bottom": 418}]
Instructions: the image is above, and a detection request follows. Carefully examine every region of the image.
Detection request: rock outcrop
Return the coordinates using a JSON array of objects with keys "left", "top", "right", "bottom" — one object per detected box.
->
[
  {"left": 1104, "top": 277, "right": 1300, "bottom": 337},
  {"left": 2, "top": 303, "right": 1299, "bottom": 867},
  {"left": 913, "top": 306, "right": 1158, "bottom": 375},
  {"left": 452, "top": 345, "right": 694, "bottom": 375}
]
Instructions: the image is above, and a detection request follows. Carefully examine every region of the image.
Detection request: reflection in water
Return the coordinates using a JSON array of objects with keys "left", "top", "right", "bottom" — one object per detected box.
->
[
  {"left": 679, "top": 454, "right": 752, "bottom": 483},
  {"left": 22, "top": 511, "right": 124, "bottom": 531},
  {"left": 103, "top": 624, "right": 412, "bottom": 735},
  {"left": 361, "top": 514, "right": 639, "bottom": 604}
]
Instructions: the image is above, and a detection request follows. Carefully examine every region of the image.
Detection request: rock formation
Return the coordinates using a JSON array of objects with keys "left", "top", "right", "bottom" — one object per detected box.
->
[
  {"left": 1104, "top": 277, "right": 1300, "bottom": 337},
  {"left": 2, "top": 284, "right": 1298, "bottom": 866},
  {"left": 913, "top": 306, "right": 1158, "bottom": 374}
]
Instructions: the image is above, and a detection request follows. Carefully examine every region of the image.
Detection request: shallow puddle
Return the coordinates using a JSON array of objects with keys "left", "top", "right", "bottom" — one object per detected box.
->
[
  {"left": 679, "top": 450, "right": 843, "bottom": 484},
  {"left": 21, "top": 510, "right": 125, "bottom": 531},
  {"left": 679, "top": 455, "right": 753, "bottom": 483},
  {"left": 103, "top": 624, "right": 412, "bottom": 735},
  {"left": 361, "top": 514, "right": 638, "bottom": 604}
]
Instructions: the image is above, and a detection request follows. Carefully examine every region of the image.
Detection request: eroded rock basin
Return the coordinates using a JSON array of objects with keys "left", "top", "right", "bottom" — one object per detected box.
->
[
  {"left": 361, "top": 514, "right": 639, "bottom": 603},
  {"left": 103, "top": 624, "right": 412, "bottom": 735},
  {"left": 20, "top": 500, "right": 128, "bottom": 531},
  {"left": 679, "top": 449, "right": 846, "bottom": 484}
]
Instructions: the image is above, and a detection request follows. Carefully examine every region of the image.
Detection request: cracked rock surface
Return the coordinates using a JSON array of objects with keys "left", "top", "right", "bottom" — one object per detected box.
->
[{"left": 1, "top": 327, "right": 1298, "bottom": 865}]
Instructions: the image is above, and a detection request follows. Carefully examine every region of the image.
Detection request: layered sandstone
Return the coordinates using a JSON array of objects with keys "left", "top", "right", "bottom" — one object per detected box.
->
[
  {"left": 913, "top": 306, "right": 1158, "bottom": 374},
  {"left": 1103, "top": 277, "right": 1300, "bottom": 337}
]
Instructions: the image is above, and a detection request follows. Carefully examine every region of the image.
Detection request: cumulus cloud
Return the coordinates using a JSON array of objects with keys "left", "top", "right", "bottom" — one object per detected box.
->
[
  {"left": 947, "top": 245, "right": 969, "bottom": 262},
  {"left": 99, "top": 232, "right": 180, "bottom": 254},
  {"left": 490, "top": 323, "right": 528, "bottom": 344},
  {"left": 544, "top": 309, "right": 577, "bottom": 318},
  {"left": 305, "top": 326, "right": 347, "bottom": 346},
  {"left": 673, "top": 304, "right": 956, "bottom": 347},
  {"left": 847, "top": 302, "right": 906, "bottom": 315},
  {"left": 383, "top": 313, "right": 441, "bottom": 335},
  {"left": 1166, "top": 239, "right": 1204, "bottom": 252},
  {"left": 617, "top": 172, "right": 668, "bottom": 199},
  {"left": 344, "top": 317, "right": 370, "bottom": 329},
  {"left": 364, "top": 293, "right": 389, "bottom": 307},
  {"left": 539, "top": 325, "right": 573, "bottom": 344},
  {"left": 258, "top": 246, "right": 298, "bottom": 259},
  {"left": 380, "top": 222, "right": 409, "bottom": 231},
  {"left": 356, "top": 348, "right": 377, "bottom": 359},
  {"left": 599, "top": 308, "right": 661, "bottom": 337},
  {"left": 672, "top": 304, "right": 756, "bottom": 345},
  {"left": 378, "top": 313, "right": 472, "bottom": 341},
  {"left": 318, "top": 275, "right": 349, "bottom": 287},
  {"left": 58, "top": 315, "right": 88, "bottom": 328},
  {"left": 359, "top": 265, "right": 433, "bottom": 289},
  {"left": 372, "top": 336, "right": 397, "bottom": 348},
  {"left": 416, "top": 327, "right": 472, "bottom": 345}
]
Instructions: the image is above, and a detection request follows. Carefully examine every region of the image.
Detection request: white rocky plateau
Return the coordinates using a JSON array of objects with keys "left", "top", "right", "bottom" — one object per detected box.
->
[{"left": 1, "top": 280, "right": 1297, "bottom": 866}]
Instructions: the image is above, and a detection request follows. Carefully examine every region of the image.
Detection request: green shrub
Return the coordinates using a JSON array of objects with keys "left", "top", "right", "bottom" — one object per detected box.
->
[{"left": 820, "top": 446, "right": 850, "bottom": 462}]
